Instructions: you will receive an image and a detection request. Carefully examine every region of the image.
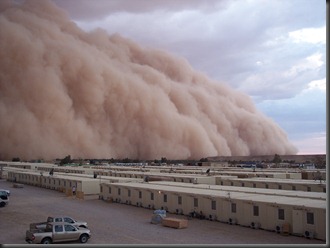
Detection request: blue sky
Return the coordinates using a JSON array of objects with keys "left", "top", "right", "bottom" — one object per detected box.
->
[{"left": 53, "top": 0, "right": 326, "bottom": 155}]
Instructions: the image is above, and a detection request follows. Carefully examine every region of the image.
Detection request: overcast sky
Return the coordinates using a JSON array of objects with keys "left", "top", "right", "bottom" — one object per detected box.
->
[{"left": 52, "top": 0, "right": 326, "bottom": 155}]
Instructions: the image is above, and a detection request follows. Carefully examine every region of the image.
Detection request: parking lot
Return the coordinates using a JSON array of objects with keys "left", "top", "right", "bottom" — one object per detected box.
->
[{"left": 0, "top": 179, "right": 326, "bottom": 245}]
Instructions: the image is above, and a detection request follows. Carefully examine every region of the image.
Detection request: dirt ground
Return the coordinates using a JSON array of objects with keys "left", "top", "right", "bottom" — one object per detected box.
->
[{"left": 0, "top": 179, "right": 326, "bottom": 246}]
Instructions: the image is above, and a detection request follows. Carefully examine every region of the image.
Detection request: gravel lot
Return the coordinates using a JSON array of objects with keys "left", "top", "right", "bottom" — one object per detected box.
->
[{"left": 0, "top": 179, "right": 326, "bottom": 246}]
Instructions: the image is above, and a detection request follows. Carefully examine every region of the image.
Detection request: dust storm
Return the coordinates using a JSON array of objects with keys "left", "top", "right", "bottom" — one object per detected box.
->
[{"left": 0, "top": 0, "right": 298, "bottom": 160}]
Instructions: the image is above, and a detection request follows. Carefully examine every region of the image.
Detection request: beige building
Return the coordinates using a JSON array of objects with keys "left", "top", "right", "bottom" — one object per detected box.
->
[{"left": 1, "top": 161, "right": 326, "bottom": 241}]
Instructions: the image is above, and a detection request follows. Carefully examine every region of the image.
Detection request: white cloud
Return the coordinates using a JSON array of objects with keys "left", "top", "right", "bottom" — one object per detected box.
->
[
  {"left": 289, "top": 26, "right": 326, "bottom": 44},
  {"left": 306, "top": 78, "right": 326, "bottom": 92},
  {"left": 284, "top": 52, "right": 324, "bottom": 78}
]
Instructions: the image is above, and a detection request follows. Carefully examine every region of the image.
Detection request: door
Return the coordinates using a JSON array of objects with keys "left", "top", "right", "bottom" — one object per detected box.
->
[
  {"left": 53, "top": 224, "right": 66, "bottom": 242},
  {"left": 292, "top": 209, "right": 303, "bottom": 235}
]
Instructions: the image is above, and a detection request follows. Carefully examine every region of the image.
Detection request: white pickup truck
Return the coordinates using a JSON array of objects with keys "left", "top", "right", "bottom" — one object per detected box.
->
[
  {"left": 25, "top": 222, "right": 91, "bottom": 244},
  {"left": 29, "top": 216, "right": 88, "bottom": 230}
]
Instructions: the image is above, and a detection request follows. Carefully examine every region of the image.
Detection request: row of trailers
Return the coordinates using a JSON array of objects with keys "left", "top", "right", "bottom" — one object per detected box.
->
[
  {"left": 3, "top": 165, "right": 327, "bottom": 241},
  {"left": 100, "top": 181, "right": 326, "bottom": 241}
]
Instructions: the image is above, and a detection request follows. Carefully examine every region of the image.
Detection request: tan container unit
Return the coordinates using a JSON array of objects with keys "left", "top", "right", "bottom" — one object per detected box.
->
[
  {"left": 155, "top": 187, "right": 174, "bottom": 211},
  {"left": 122, "top": 187, "right": 133, "bottom": 205},
  {"left": 291, "top": 206, "right": 326, "bottom": 240},
  {"left": 133, "top": 188, "right": 144, "bottom": 207},
  {"left": 171, "top": 192, "right": 184, "bottom": 215},
  {"left": 174, "top": 192, "right": 189, "bottom": 216},
  {"left": 240, "top": 200, "right": 261, "bottom": 228},
  {"left": 263, "top": 201, "right": 292, "bottom": 233},
  {"left": 112, "top": 185, "right": 123, "bottom": 203},
  {"left": 143, "top": 189, "right": 155, "bottom": 209},
  {"left": 152, "top": 189, "right": 165, "bottom": 210},
  {"left": 199, "top": 196, "right": 219, "bottom": 221},
  {"left": 221, "top": 198, "right": 238, "bottom": 225},
  {"left": 100, "top": 183, "right": 113, "bottom": 202},
  {"left": 215, "top": 176, "right": 238, "bottom": 185}
]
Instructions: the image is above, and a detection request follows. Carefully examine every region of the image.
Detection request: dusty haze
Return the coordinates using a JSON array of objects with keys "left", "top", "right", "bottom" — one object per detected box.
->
[{"left": 0, "top": 0, "right": 298, "bottom": 161}]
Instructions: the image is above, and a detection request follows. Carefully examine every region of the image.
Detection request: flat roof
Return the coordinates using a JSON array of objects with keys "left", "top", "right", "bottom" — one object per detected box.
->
[
  {"left": 222, "top": 177, "right": 326, "bottom": 186},
  {"left": 104, "top": 181, "right": 326, "bottom": 209},
  {"left": 146, "top": 181, "right": 326, "bottom": 200}
]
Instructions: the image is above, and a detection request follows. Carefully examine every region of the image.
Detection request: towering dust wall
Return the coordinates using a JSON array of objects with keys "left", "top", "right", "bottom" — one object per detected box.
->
[{"left": 0, "top": 0, "right": 297, "bottom": 160}]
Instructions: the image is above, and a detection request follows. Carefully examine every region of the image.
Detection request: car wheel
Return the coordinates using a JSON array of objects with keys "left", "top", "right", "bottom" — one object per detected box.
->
[
  {"left": 79, "top": 234, "right": 88, "bottom": 243},
  {"left": 41, "top": 238, "right": 52, "bottom": 244},
  {"left": 0, "top": 202, "right": 5, "bottom": 207}
]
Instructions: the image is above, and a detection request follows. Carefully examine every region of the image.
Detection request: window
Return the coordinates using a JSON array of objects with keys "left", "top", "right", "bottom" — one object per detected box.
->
[
  {"left": 292, "top": 186, "right": 296, "bottom": 190},
  {"left": 55, "top": 218, "right": 62, "bottom": 222},
  {"left": 109, "top": 187, "right": 111, "bottom": 193},
  {"left": 194, "top": 198, "right": 198, "bottom": 207},
  {"left": 178, "top": 196, "right": 182, "bottom": 205},
  {"left": 163, "top": 194, "right": 167, "bottom": 202},
  {"left": 278, "top": 209, "right": 285, "bottom": 220},
  {"left": 278, "top": 185, "right": 282, "bottom": 190},
  {"left": 241, "top": 183, "right": 245, "bottom": 187},
  {"left": 253, "top": 205, "right": 259, "bottom": 216},
  {"left": 253, "top": 183, "right": 256, "bottom": 188},
  {"left": 118, "top": 188, "right": 121, "bottom": 195},
  {"left": 307, "top": 212, "right": 314, "bottom": 225},
  {"left": 230, "top": 182, "right": 234, "bottom": 186},
  {"left": 100, "top": 186, "right": 103, "bottom": 193},
  {"left": 64, "top": 225, "right": 76, "bottom": 232},
  {"left": 139, "top": 191, "right": 142, "bottom": 199},
  {"left": 151, "top": 192, "right": 154, "bottom": 200},
  {"left": 265, "top": 184, "right": 268, "bottom": 189},
  {"left": 64, "top": 217, "right": 74, "bottom": 223},
  {"left": 211, "top": 200, "right": 216, "bottom": 210},
  {"left": 231, "top": 203, "right": 236, "bottom": 213},
  {"left": 55, "top": 225, "right": 63, "bottom": 232},
  {"left": 307, "top": 187, "right": 311, "bottom": 192},
  {"left": 128, "top": 190, "right": 131, "bottom": 197},
  {"left": 220, "top": 181, "right": 223, "bottom": 185}
]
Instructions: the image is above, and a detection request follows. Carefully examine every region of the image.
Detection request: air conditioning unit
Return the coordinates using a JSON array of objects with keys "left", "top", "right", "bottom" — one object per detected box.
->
[
  {"left": 250, "top": 222, "right": 261, "bottom": 229},
  {"left": 175, "top": 208, "right": 183, "bottom": 215},
  {"left": 228, "top": 218, "right": 237, "bottom": 225},
  {"left": 209, "top": 214, "right": 217, "bottom": 221},
  {"left": 275, "top": 225, "right": 282, "bottom": 233},
  {"left": 304, "top": 230, "right": 314, "bottom": 239}
]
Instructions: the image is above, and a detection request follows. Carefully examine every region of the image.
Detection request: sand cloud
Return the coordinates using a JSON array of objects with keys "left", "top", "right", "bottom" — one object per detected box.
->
[{"left": 0, "top": 0, "right": 297, "bottom": 160}]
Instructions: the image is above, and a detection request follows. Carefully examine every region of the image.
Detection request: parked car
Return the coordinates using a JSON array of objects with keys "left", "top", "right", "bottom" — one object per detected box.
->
[
  {"left": 25, "top": 222, "right": 91, "bottom": 244},
  {"left": 30, "top": 216, "right": 88, "bottom": 230},
  {"left": 0, "top": 189, "right": 9, "bottom": 207},
  {"left": 0, "top": 189, "right": 10, "bottom": 196}
]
